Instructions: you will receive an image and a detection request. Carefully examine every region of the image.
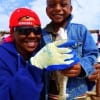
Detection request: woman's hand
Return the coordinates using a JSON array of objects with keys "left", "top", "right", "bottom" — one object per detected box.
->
[{"left": 60, "top": 63, "right": 81, "bottom": 77}]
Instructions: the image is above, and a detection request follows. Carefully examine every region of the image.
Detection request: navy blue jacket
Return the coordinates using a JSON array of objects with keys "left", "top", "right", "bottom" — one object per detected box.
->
[{"left": 0, "top": 42, "right": 44, "bottom": 100}]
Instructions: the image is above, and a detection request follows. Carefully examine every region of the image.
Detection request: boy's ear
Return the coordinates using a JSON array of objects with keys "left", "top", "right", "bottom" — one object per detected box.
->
[{"left": 70, "top": 5, "right": 73, "bottom": 12}]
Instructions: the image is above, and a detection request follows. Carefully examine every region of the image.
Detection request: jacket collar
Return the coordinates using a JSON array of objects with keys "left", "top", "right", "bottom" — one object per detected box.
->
[{"left": 45, "top": 15, "right": 73, "bottom": 33}]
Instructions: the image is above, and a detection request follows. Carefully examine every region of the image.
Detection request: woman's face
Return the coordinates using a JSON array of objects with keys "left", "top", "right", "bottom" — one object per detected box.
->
[{"left": 13, "top": 26, "right": 41, "bottom": 54}]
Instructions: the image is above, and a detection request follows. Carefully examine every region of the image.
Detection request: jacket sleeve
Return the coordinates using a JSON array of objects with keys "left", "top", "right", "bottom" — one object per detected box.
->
[
  {"left": 0, "top": 60, "right": 44, "bottom": 100},
  {"left": 78, "top": 25, "right": 98, "bottom": 76}
]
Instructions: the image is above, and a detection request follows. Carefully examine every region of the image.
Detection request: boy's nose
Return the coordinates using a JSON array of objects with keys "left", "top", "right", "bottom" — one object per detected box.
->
[{"left": 55, "top": 4, "right": 62, "bottom": 10}]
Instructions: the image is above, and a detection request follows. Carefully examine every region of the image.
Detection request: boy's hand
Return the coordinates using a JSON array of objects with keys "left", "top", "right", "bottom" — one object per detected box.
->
[
  {"left": 88, "top": 64, "right": 100, "bottom": 81},
  {"left": 60, "top": 63, "right": 81, "bottom": 77}
]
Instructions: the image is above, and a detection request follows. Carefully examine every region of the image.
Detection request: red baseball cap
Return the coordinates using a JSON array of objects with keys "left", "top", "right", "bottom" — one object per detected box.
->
[{"left": 9, "top": 7, "right": 41, "bottom": 29}]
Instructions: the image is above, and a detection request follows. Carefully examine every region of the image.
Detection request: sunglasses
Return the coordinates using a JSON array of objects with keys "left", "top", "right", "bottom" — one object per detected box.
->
[{"left": 14, "top": 26, "right": 42, "bottom": 35}]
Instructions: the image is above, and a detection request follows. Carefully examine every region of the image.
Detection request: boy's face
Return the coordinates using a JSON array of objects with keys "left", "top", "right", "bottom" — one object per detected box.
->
[{"left": 46, "top": 0, "right": 72, "bottom": 24}]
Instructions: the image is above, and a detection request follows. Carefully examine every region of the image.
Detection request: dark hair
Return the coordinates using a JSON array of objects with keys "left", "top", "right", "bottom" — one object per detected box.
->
[{"left": 47, "top": 0, "right": 72, "bottom": 4}]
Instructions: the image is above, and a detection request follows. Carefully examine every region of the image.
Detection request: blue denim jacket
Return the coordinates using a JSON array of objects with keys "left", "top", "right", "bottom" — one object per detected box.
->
[{"left": 41, "top": 17, "right": 98, "bottom": 100}]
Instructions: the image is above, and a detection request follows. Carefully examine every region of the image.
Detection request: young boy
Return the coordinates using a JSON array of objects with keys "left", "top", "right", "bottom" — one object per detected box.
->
[{"left": 42, "top": 0, "right": 98, "bottom": 99}]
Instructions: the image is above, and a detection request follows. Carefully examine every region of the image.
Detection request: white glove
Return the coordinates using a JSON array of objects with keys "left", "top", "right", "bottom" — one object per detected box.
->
[{"left": 30, "top": 40, "right": 73, "bottom": 69}]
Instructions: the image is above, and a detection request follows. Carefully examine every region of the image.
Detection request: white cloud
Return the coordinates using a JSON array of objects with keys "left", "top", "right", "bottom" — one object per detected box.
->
[
  {"left": 72, "top": 0, "right": 100, "bottom": 29},
  {"left": 0, "top": 6, "right": 5, "bottom": 13},
  {"left": 0, "top": 14, "right": 9, "bottom": 31}
]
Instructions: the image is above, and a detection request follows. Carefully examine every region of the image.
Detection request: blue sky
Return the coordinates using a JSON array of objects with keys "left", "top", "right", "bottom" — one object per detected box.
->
[{"left": 0, "top": 0, "right": 100, "bottom": 31}]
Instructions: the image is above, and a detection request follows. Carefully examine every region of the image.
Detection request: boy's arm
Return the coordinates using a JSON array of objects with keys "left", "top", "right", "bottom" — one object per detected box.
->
[
  {"left": 61, "top": 25, "right": 98, "bottom": 78},
  {"left": 78, "top": 25, "right": 98, "bottom": 77}
]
